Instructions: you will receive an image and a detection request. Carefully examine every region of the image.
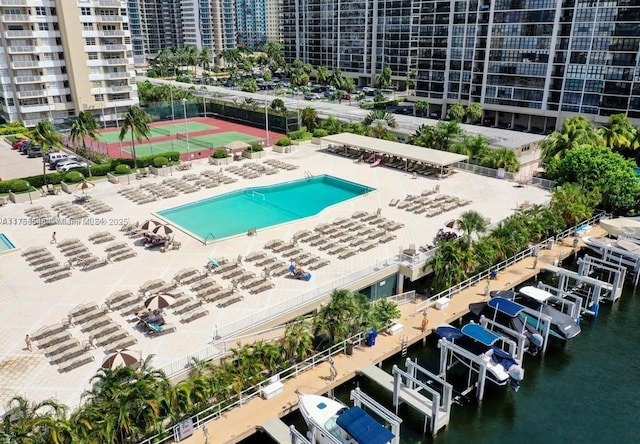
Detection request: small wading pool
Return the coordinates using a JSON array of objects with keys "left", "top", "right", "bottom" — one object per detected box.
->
[
  {"left": 158, "top": 175, "right": 374, "bottom": 240},
  {"left": 0, "top": 233, "right": 16, "bottom": 253}
]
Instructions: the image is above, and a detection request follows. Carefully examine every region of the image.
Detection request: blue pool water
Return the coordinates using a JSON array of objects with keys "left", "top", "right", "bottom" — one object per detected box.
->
[
  {"left": 634, "top": 167, "right": 640, "bottom": 179},
  {"left": 0, "top": 233, "right": 15, "bottom": 252},
  {"left": 158, "top": 175, "right": 374, "bottom": 240}
]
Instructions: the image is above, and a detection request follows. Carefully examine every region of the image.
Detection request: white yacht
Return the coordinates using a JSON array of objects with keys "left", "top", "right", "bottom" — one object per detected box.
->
[{"left": 298, "top": 394, "right": 394, "bottom": 444}]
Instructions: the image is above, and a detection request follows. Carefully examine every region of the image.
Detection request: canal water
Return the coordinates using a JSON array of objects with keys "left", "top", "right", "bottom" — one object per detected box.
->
[{"left": 243, "top": 265, "right": 640, "bottom": 444}]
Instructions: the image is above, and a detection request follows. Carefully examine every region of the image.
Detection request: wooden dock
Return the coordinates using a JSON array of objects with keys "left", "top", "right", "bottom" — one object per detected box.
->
[
  {"left": 260, "top": 418, "right": 293, "bottom": 444},
  {"left": 180, "top": 229, "right": 604, "bottom": 444}
]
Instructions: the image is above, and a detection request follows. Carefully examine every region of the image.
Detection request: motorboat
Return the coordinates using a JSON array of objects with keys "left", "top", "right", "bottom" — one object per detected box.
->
[
  {"left": 501, "top": 287, "right": 581, "bottom": 340},
  {"left": 582, "top": 235, "right": 640, "bottom": 256},
  {"left": 436, "top": 323, "right": 525, "bottom": 391},
  {"left": 599, "top": 217, "right": 640, "bottom": 238},
  {"left": 298, "top": 393, "right": 394, "bottom": 444},
  {"left": 469, "top": 296, "right": 544, "bottom": 355}
]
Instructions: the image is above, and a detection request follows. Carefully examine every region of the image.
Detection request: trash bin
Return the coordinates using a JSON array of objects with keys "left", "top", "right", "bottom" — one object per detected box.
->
[
  {"left": 366, "top": 329, "right": 378, "bottom": 347},
  {"left": 345, "top": 342, "right": 354, "bottom": 355}
]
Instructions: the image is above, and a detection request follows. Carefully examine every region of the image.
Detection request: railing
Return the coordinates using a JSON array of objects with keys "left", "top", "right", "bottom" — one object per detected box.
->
[
  {"left": 158, "top": 344, "right": 221, "bottom": 378},
  {"left": 452, "top": 161, "right": 516, "bottom": 181},
  {"left": 530, "top": 176, "right": 556, "bottom": 190},
  {"left": 388, "top": 289, "right": 416, "bottom": 305},
  {"left": 202, "top": 233, "right": 215, "bottom": 245},
  {"left": 138, "top": 328, "right": 377, "bottom": 444},
  {"left": 413, "top": 211, "right": 609, "bottom": 315},
  {"left": 216, "top": 258, "right": 401, "bottom": 339}
]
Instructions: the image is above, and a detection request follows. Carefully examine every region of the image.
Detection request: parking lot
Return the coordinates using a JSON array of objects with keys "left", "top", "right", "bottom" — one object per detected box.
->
[{"left": 0, "top": 137, "right": 51, "bottom": 181}]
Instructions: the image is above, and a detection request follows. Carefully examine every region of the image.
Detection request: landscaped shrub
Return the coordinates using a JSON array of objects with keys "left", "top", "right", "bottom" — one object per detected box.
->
[
  {"left": 248, "top": 142, "right": 264, "bottom": 152},
  {"left": 288, "top": 127, "right": 308, "bottom": 140},
  {"left": 212, "top": 149, "right": 229, "bottom": 158},
  {"left": 89, "top": 164, "right": 112, "bottom": 176},
  {"left": 312, "top": 129, "right": 328, "bottom": 137},
  {"left": 64, "top": 171, "right": 84, "bottom": 183},
  {"left": 8, "top": 180, "right": 30, "bottom": 193},
  {"left": 114, "top": 164, "right": 131, "bottom": 175},
  {"left": 153, "top": 156, "right": 168, "bottom": 167},
  {"left": 276, "top": 137, "right": 291, "bottom": 146}
]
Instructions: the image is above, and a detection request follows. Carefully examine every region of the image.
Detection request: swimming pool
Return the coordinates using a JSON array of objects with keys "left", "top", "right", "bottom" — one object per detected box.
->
[
  {"left": 0, "top": 233, "right": 16, "bottom": 253},
  {"left": 158, "top": 175, "right": 374, "bottom": 240}
]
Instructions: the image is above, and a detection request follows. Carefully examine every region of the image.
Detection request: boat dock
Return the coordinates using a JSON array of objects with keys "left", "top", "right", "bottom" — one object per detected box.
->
[
  {"left": 260, "top": 418, "right": 297, "bottom": 444},
  {"left": 180, "top": 228, "right": 604, "bottom": 444}
]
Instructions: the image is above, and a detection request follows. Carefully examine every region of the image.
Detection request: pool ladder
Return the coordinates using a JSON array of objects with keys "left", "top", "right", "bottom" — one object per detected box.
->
[{"left": 304, "top": 170, "right": 313, "bottom": 178}]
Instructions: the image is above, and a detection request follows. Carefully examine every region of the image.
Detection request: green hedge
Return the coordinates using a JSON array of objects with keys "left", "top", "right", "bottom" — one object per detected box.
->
[
  {"left": 312, "top": 129, "right": 328, "bottom": 137},
  {"left": 288, "top": 126, "right": 308, "bottom": 140},
  {"left": 153, "top": 156, "right": 169, "bottom": 167},
  {"left": 248, "top": 142, "right": 264, "bottom": 152},
  {"left": 90, "top": 164, "right": 112, "bottom": 176},
  {"left": 212, "top": 149, "right": 229, "bottom": 158},
  {"left": 114, "top": 164, "right": 131, "bottom": 175},
  {"left": 276, "top": 137, "right": 291, "bottom": 146},
  {"left": 64, "top": 171, "right": 84, "bottom": 183},
  {"left": 112, "top": 151, "right": 180, "bottom": 169}
]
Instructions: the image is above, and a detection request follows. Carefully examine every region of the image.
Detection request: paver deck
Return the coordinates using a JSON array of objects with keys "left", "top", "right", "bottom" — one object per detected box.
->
[
  {"left": 181, "top": 231, "right": 603, "bottom": 443},
  {"left": 0, "top": 143, "right": 551, "bottom": 412}
]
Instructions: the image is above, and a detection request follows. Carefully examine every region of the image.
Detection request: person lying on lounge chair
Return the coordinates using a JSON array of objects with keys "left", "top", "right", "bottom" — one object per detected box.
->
[{"left": 293, "top": 266, "right": 306, "bottom": 275}]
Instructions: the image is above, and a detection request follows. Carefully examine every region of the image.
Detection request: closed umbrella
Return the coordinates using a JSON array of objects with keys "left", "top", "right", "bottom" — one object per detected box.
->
[
  {"left": 144, "top": 293, "right": 176, "bottom": 310},
  {"left": 101, "top": 349, "right": 139, "bottom": 369},
  {"left": 140, "top": 219, "right": 160, "bottom": 231},
  {"left": 152, "top": 224, "right": 174, "bottom": 237},
  {"left": 76, "top": 180, "right": 95, "bottom": 194},
  {"left": 445, "top": 219, "right": 457, "bottom": 229}
]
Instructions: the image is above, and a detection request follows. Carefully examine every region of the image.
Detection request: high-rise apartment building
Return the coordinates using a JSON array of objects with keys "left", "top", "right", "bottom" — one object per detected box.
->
[
  {"left": 128, "top": 0, "right": 244, "bottom": 65},
  {"left": 264, "top": 0, "right": 282, "bottom": 43},
  {"left": 283, "top": 0, "right": 640, "bottom": 130},
  {"left": 235, "top": 0, "right": 266, "bottom": 49},
  {"left": 0, "top": 0, "right": 138, "bottom": 127}
]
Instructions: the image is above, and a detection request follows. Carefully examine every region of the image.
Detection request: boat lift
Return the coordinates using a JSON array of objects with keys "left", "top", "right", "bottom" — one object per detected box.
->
[
  {"left": 478, "top": 310, "right": 551, "bottom": 359},
  {"left": 437, "top": 330, "right": 519, "bottom": 402},
  {"left": 598, "top": 244, "right": 640, "bottom": 287},
  {"left": 350, "top": 388, "right": 402, "bottom": 444},
  {"left": 577, "top": 255, "right": 626, "bottom": 302}
]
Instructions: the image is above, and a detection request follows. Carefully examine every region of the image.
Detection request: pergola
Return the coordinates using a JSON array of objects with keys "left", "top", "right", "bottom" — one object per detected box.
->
[{"left": 322, "top": 133, "right": 468, "bottom": 176}]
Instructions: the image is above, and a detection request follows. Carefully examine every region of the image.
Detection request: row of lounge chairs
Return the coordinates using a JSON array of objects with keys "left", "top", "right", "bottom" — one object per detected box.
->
[
  {"left": 23, "top": 246, "right": 73, "bottom": 282},
  {"left": 200, "top": 170, "right": 237, "bottom": 184},
  {"left": 51, "top": 201, "right": 89, "bottom": 220},
  {"left": 264, "top": 159, "right": 298, "bottom": 170},
  {"left": 140, "top": 182, "right": 178, "bottom": 199},
  {"left": 76, "top": 197, "right": 113, "bottom": 214},
  {"left": 24, "top": 205, "right": 54, "bottom": 225},
  {"left": 162, "top": 177, "right": 200, "bottom": 194},
  {"left": 118, "top": 187, "right": 158, "bottom": 204},
  {"left": 105, "top": 242, "right": 137, "bottom": 262},
  {"left": 226, "top": 162, "right": 279, "bottom": 179},
  {"left": 393, "top": 193, "right": 471, "bottom": 216}
]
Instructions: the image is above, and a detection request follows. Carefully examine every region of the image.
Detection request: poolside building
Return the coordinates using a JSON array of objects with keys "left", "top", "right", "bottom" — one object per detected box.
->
[
  {"left": 0, "top": 0, "right": 138, "bottom": 127},
  {"left": 282, "top": 0, "right": 640, "bottom": 131}
]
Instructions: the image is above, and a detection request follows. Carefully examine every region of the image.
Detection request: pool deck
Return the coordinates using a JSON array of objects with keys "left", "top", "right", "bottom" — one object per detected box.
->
[{"left": 0, "top": 143, "right": 551, "bottom": 412}]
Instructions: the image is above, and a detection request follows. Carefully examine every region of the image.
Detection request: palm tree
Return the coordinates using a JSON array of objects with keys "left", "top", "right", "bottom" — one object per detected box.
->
[
  {"left": 330, "top": 68, "right": 345, "bottom": 90},
  {"left": 315, "top": 66, "right": 329, "bottom": 84},
  {"left": 69, "top": 111, "right": 99, "bottom": 176},
  {"left": 198, "top": 47, "right": 213, "bottom": 73},
  {"left": 119, "top": 106, "right": 151, "bottom": 170},
  {"left": 321, "top": 115, "right": 343, "bottom": 135},
  {"left": 451, "top": 135, "right": 489, "bottom": 158},
  {"left": 598, "top": 113, "right": 638, "bottom": 152},
  {"left": 368, "top": 123, "right": 397, "bottom": 141},
  {"left": 457, "top": 210, "right": 488, "bottom": 248},
  {"left": 263, "top": 41, "right": 283, "bottom": 66},
  {"left": 362, "top": 110, "right": 398, "bottom": 128},
  {"left": 32, "top": 120, "right": 63, "bottom": 186},
  {"left": 481, "top": 147, "right": 520, "bottom": 172},
  {"left": 375, "top": 66, "right": 392, "bottom": 89},
  {"left": 550, "top": 183, "right": 599, "bottom": 226},
  {"left": 541, "top": 116, "right": 601, "bottom": 164},
  {"left": 426, "top": 239, "right": 476, "bottom": 291},
  {"left": 282, "top": 317, "right": 314, "bottom": 363},
  {"left": 408, "top": 124, "right": 435, "bottom": 148},
  {"left": 432, "top": 121, "right": 463, "bottom": 151},
  {"left": 300, "top": 107, "right": 318, "bottom": 131},
  {"left": 371, "top": 299, "right": 401, "bottom": 330},
  {"left": 406, "top": 69, "right": 417, "bottom": 93},
  {"left": 314, "top": 289, "right": 368, "bottom": 345}
]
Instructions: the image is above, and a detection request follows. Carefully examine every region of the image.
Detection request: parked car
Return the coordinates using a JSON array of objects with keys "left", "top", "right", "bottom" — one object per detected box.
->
[
  {"left": 56, "top": 161, "right": 88, "bottom": 172},
  {"left": 12, "top": 139, "right": 29, "bottom": 150},
  {"left": 20, "top": 141, "right": 33, "bottom": 154},
  {"left": 27, "top": 144, "right": 43, "bottom": 158},
  {"left": 49, "top": 154, "right": 77, "bottom": 169}
]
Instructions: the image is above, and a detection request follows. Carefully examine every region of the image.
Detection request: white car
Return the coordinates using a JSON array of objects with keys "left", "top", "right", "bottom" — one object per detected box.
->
[{"left": 57, "top": 161, "right": 88, "bottom": 172}]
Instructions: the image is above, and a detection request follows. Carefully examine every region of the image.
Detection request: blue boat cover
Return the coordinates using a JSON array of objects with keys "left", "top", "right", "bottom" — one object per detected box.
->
[
  {"left": 488, "top": 297, "right": 525, "bottom": 317},
  {"left": 435, "top": 325, "right": 463, "bottom": 341},
  {"left": 462, "top": 324, "right": 501, "bottom": 346},
  {"left": 336, "top": 406, "right": 394, "bottom": 444},
  {"left": 491, "top": 345, "right": 518, "bottom": 370}
]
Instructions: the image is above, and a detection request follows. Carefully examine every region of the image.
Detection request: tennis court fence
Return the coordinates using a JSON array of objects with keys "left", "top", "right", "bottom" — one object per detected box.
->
[{"left": 176, "top": 133, "right": 213, "bottom": 150}]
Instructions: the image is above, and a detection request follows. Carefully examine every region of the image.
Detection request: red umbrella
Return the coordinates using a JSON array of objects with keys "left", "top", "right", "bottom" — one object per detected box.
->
[{"left": 101, "top": 349, "right": 139, "bottom": 369}]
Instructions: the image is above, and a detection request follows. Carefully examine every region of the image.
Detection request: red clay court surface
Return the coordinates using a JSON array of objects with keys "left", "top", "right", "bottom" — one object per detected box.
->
[{"left": 97, "top": 117, "right": 285, "bottom": 161}]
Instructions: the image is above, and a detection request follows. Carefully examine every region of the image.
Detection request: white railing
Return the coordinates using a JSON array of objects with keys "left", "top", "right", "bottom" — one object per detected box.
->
[
  {"left": 216, "top": 258, "right": 401, "bottom": 339},
  {"left": 5, "top": 30, "right": 33, "bottom": 38},
  {"left": 530, "top": 176, "right": 556, "bottom": 190},
  {"left": 388, "top": 289, "right": 416, "bottom": 305},
  {"left": 138, "top": 328, "right": 379, "bottom": 444},
  {"left": 413, "top": 211, "right": 609, "bottom": 315},
  {"left": 0, "top": 0, "right": 28, "bottom": 6},
  {"left": 7, "top": 45, "right": 35, "bottom": 53},
  {"left": 452, "top": 161, "right": 516, "bottom": 181},
  {"left": 14, "top": 75, "right": 40, "bottom": 83},
  {"left": 158, "top": 344, "right": 221, "bottom": 378}
]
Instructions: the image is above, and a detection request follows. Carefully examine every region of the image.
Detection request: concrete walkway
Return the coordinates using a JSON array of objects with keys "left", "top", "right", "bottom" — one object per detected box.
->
[{"left": 181, "top": 229, "right": 603, "bottom": 444}]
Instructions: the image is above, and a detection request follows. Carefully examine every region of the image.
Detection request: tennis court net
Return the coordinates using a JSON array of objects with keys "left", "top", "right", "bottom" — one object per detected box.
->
[{"left": 176, "top": 133, "right": 212, "bottom": 150}]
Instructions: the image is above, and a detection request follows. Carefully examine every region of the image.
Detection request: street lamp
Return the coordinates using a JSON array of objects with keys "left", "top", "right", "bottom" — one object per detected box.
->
[
  {"left": 170, "top": 84, "right": 175, "bottom": 121},
  {"left": 114, "top": 105, "right": 123, "bottom": 158},
  {"left": 182, "top": 98, "right": 189, "bottom": 159},
  {"left": 264, "top": 91, "right": 270, "bottom": 147}
]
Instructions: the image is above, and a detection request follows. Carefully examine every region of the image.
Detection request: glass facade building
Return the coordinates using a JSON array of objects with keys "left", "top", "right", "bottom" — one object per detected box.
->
[{"left": 283, "top": 0, "right": 640, "bottom": 129}]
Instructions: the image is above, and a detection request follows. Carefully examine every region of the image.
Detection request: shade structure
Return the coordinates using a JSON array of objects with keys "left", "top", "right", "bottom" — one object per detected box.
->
[
  {"left": 101, "top": 349, "right": 139, "bottom": 369},
  {"left": 152, "top": 224, "right": 174, "bottom": 237},
  {"left": 76, "top": 181, "right": 95, "bottom": 194},
  {"left": 140, "top": 219, "right": 160, "bottom": 231},
  {"left": 144, "top": 293, "right": 176, "bottom": 310}
]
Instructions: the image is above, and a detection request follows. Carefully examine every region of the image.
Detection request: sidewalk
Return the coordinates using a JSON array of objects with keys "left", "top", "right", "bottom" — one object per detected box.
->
[{"left": 182, "top": 231, "right": 601, "bottom": 443}]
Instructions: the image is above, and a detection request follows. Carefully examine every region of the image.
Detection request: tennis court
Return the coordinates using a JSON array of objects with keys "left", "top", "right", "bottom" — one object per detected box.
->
[
  {"left": 122, "top": 131, "right": 262, "bottom": 157},
  {"left": 99, "top": 121, "right": 218, "bottom": 144}
]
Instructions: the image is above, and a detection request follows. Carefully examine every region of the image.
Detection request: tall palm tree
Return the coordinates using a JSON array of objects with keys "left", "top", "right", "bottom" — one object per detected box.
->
[
  {"left": 300, "top": 107, "right": 318, "bottom": 131},
  {"left": 415, "top": 100, "right": 429, "bottom": 117},
  {"left": 466, "top": 102, "right": 483, "bottom": 123},
  {"left": 198, "top": 47, "right": 213, "bottom": 73},
  {"left": 119, "top": 106, "right": 151, "bottom": 170},
  {"left": 263, "top": 41, "right": 283, "bottom": 66},
  {"left": 598, "top": 113, "right": 638, "bottom": 152},
  {"left": 330, "top": 68, "right": 345, "bottom": 90},
  {"left": 541, "top": 116, "right": 601, "bottom": 164},
  {"left": 32, "top": 120, "right": 63, "bottom": 186},
  {"left": 481, "top": 147, "right": 520, "bottom": 172},
  {"left": 375, "top": 66, "right": 392, "bottom": 89},
  {"left": 315, "top": 66, "right": 329, "bottom": 84},
  {"left": 69, "top": 111, "right": 99, "bottom": 176},
  {"left": 447, "top": 103, "right": 466, "bottom": 122},
  {"left": 408, "top": 124, "right": 435, "bottom": 148},
  {"left": 362, "top": 110, "right": 398, "bottom": 128},
  {"left": 426, "top": 239, "right": 476, "bottom": 291},
  {"left": 432, "top": 121, "right": 463, "bottom": 151},
  {"left": 321, "top": 115, "right": 343, "bottom": 135},
  {"left": 457, "top": 210, "right": 488, "bottom": 248},
  {"left": 282, "top": 317, "right": 314, "bottom": 363},
  {"left": 451, "top": 135, "right": 489, "bottom": 158}
]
